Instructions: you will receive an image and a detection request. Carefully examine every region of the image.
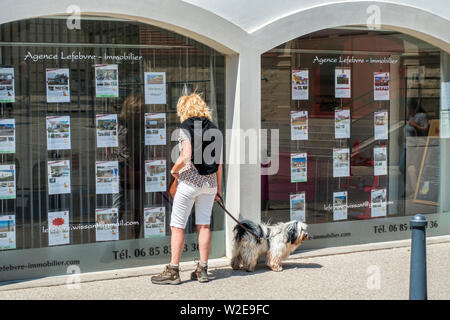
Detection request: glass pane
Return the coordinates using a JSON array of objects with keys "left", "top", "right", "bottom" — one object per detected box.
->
[
  {"left": 0, "top": 16, "right": 225, "bottom": 252},
  {"left": 261, "top": 27, "right": 442, "bottom": 225}
]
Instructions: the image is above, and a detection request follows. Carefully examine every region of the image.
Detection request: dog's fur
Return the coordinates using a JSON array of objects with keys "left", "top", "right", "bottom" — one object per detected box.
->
[{"left": 231, "top": 220, "right": 308, "bottom": 272}]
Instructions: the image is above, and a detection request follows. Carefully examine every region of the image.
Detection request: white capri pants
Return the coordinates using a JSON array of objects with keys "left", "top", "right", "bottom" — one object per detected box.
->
[{"left": 170, "top": 181, "right": 217, "bottom": 229}]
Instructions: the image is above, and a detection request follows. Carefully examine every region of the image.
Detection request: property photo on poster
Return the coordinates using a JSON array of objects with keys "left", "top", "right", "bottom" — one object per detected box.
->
[
  {"left": 291, "top": 111, "right": 308, "bottom": 140},
  {"left": 333, "top": 191, "right": 348, "bottom": 221},
  {"left": 335, "top": 109, "right": 350, "bottom": 139},
  {"left": 335, "top": 67, "right": 351, "bottom": 98},
  {"left": 374, "top": 111, "right": 388, "bottom": 140},
  {"left": 96, "top": 114, "right": 118, "bottom": 148},
  {"left": 0, "top": 119, "right": 15, "bottom": 154},
  {"left": 371, "top": 188, "right": 387, "bottom": 217},
  {"left": 95, "top": 208, "right": 119, "bottom": 242},
  {"left": 96, "top": 161, "right": 119, "bottom": 194},
  {"left": 333, "top": 148, "right": 350, "bottom": 178},
  {"left": 46, "top": 68, "right": 70, "bottom": 103},
  {"left": 291, "top": 153, "right": 307, "bottom": 183},
  {"left": 145, "top": 72, "right": 167, "bottom": 104},
  {"left": 144, "top": 207, "right": 166, "bottom": 237},
  {"left": 374, "top": 147, "right": 387, "bottom": 176},
  {"left": 95, "top": 64, "right": 119, "bottom": 98},
  {"left": 145, "top": 160, "right": 166, "bottom": 192},
  {"left": 47, "top": 160, "right": 71, "bottom": 195},
  {"left": 290, "top": 193, "right": 306, "bottom": 222},
  {"left": 0, "top": 67, "right": 15, "bottom": 103},
  {"left": 292, "top": 69, "right": 309, "bottom": 100},
  {"left": 46, "top": 116, "right": 71, "bottom": 150},
  {"left": 48, "top": 211, "right": 70, "bottom": 246},
  {"left": 374, "top": 72, "right": 390, "bottom": 101},
  {"left": 0, "top": 215, "right": 15, "bottom": 250},
  {"left": 0, "top": 165, "right": 15, "bottom": 199},
  {"left": 145, "top": 113, "right": 166, "bottom": 145}
]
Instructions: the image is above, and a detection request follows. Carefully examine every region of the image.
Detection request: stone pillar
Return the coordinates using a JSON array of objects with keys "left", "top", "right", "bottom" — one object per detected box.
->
[{"left": 224, "top": 50, "right": 262, "bottom": 258}]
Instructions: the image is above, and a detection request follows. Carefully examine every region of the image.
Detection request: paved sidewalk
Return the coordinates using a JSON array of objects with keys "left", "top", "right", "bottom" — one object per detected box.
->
[{"left": 0, "top": 241, "right": 448, "bottom": 300}]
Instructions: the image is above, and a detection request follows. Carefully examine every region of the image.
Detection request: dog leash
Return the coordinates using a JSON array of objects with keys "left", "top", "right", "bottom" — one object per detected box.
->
[
  {"left": 162, "top": 191, "right": 263, "bottom": 242},
  {"left": 215, "top": 194, "right": 263, "bottom": 242}
]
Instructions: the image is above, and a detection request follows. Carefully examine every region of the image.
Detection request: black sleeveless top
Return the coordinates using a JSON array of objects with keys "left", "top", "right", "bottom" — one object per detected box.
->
[{"left": 180, "top": 116, "right": 222, "bottom": 175}]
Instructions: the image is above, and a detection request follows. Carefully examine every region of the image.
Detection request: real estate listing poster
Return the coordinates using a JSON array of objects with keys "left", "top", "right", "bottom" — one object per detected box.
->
[
  {"left": 290, "top": 193, "right": 306, "bottom": 222},
  {"left": 0, "top": 165, "right": 15, "bottom": 199},
  {"left": 371, "top": 188, "right": 387, "bottom": 217},
  {"left": 46, "top": 68, "right": 70, "bottom": 103},
  {"left": 292, "top": 69, "right": 309, "bottom": 100},
  {"left": 374, "top": 111, "right": 388, "bottom": 140},
  {"left": 95, "top": 64, "right": 119, "bottom": 98},
  {"left": 96, "top": 114, "right": 118, "bottom": 148},
  {"left": 145, "top": 113, "right": 166, "bottom": 145},
  {"left": 47, "top": 160, "right": 71, "bottom": 195},
  {"left": 145, "top": 160, "right": 166, "bottom": 192},
  {"left": 0, "top": 119, "right": 15, "bottom": 154},
  {"left": 374, "top": 147, "right": 387, "bottom": 176},
  {"left": 441, "top": 82, "right": 449, "bottom": 110},
  {"left": 333, "top": 148, "right": 350, "bottom": 178},
  {"left": 144, "top": 72, "right": 167, "bottom": 104},
  {"left": 46, "top": 116, "right": 71, "bottom": 150},
  {"left": 96, "top": 161, "right": 119, "bottom": 195},
  {"left": 144, "top": 207, "right": 166, "bottom": 237},
  {"left": 291, "top": 110, "right": 308, "bottom": 140},
  {"left": 374, "top": 72, "right": 390, "bottom": 101},
  {"left": 333, "top": 191, "right": 348, "bottom": 221},
  {"left": 0, "top": 67, "right": 15, "bottom": 103},
  {"left": 48, "top": 211, "right": 70, "bottom": 246},
  {"left": 0, "top": 215, "right": 15, "bottom": 250},
  {"left": 335, "top": 109, "right": 350, "bottom": 139},
  {"left": 440, "top": 110, "right": 450, "bottom": 138},
  {"left": 335, "top": 67, "right": 351, "bottom": 98},
  {"left": 291, "top": 153, "right": 307, "bottom": 183},
  {"left": 95, "top": 208, "right": 119, "bottom": 242}
]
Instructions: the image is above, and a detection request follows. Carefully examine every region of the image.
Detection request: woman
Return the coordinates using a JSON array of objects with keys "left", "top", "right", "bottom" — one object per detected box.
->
[{"left": 151, "top": 93, "right": 223, "bottom": 285}]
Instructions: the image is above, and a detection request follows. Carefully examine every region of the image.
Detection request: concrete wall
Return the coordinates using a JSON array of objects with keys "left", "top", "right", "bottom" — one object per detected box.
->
[{"left": 1, "top": 0, "right": 449, "bottom": 258}]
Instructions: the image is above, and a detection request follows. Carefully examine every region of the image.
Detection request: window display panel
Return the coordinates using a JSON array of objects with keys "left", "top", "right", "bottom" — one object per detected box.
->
[
  {"left": 0, "top": 16, "right": 225, "bottom": 280},
  {"left": 261, "top": 28, "right": 446, "bottom": 234}
]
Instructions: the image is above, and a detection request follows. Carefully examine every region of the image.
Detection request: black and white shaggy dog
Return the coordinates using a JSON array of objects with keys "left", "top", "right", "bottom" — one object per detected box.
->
[{"left": 231, "top": 220, "right": 308, "bottom": 272}]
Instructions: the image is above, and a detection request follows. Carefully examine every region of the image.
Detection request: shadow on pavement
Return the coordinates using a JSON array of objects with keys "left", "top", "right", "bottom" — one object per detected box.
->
[{"left": 208, "top": 262, "right": 322, "bottom": 280}]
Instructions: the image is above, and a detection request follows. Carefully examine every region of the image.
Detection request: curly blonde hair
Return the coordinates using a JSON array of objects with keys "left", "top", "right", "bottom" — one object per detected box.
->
[{"left": 177, "top": 92, "right": 212, "bottom": 123}]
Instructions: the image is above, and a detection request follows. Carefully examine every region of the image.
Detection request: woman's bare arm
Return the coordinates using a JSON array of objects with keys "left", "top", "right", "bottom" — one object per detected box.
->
[{"left": 171, "top": 140, "right": 192, "bottom": 177}]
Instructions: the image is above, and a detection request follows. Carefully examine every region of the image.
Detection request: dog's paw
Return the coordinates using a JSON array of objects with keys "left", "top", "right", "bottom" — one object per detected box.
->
[
  {"left": 271, "top": 265, "right": 283, "bottom": 272},
  {"left": 232, "top": 265, "right": 243, "bottom": 271}
]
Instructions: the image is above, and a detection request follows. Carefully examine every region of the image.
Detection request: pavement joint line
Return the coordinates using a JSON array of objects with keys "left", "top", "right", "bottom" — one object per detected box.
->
[{"left": 0, "top": 235, "right": 449, "bottom": 292}]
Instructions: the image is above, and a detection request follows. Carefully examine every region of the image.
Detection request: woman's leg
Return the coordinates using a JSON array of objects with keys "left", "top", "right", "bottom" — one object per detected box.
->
[
  {"left": 194, "top": 187, "right": 217, "bottom": 264},
  {"left": 169, "top": 182, "right": 197, "bottom": 264},
  {"left": 151, "top": 182, "right": 197, "bottom": 285},
  {"left": 170, "top": 227, "right": 185, "bottom": 265},
  {"left": 197, "top": 224, "right": 211, "bottom": 263}
]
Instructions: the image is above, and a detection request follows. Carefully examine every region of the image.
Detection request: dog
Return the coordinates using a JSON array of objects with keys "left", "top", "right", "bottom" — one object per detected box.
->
[{"left": 231, "top": 220, "right": 308, "bottom": 272}]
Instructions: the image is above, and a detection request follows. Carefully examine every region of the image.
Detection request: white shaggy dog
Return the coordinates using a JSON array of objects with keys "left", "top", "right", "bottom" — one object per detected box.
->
[{"left": 231, "top": 220, "right": 308, "bottom": 272}]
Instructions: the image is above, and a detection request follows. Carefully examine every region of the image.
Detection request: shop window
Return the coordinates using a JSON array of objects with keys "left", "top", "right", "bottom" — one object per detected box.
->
[
  {"left": 0, "top": 16, "right": 225, "bottom": 257},
  {"left": 261, "top": 27, "right": 444, "bottom": 227}
]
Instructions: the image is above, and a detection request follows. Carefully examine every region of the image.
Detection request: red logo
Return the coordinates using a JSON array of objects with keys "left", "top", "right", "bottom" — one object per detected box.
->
[{"left": 52, "top": 218, "right": 65, "bottom": 226}]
